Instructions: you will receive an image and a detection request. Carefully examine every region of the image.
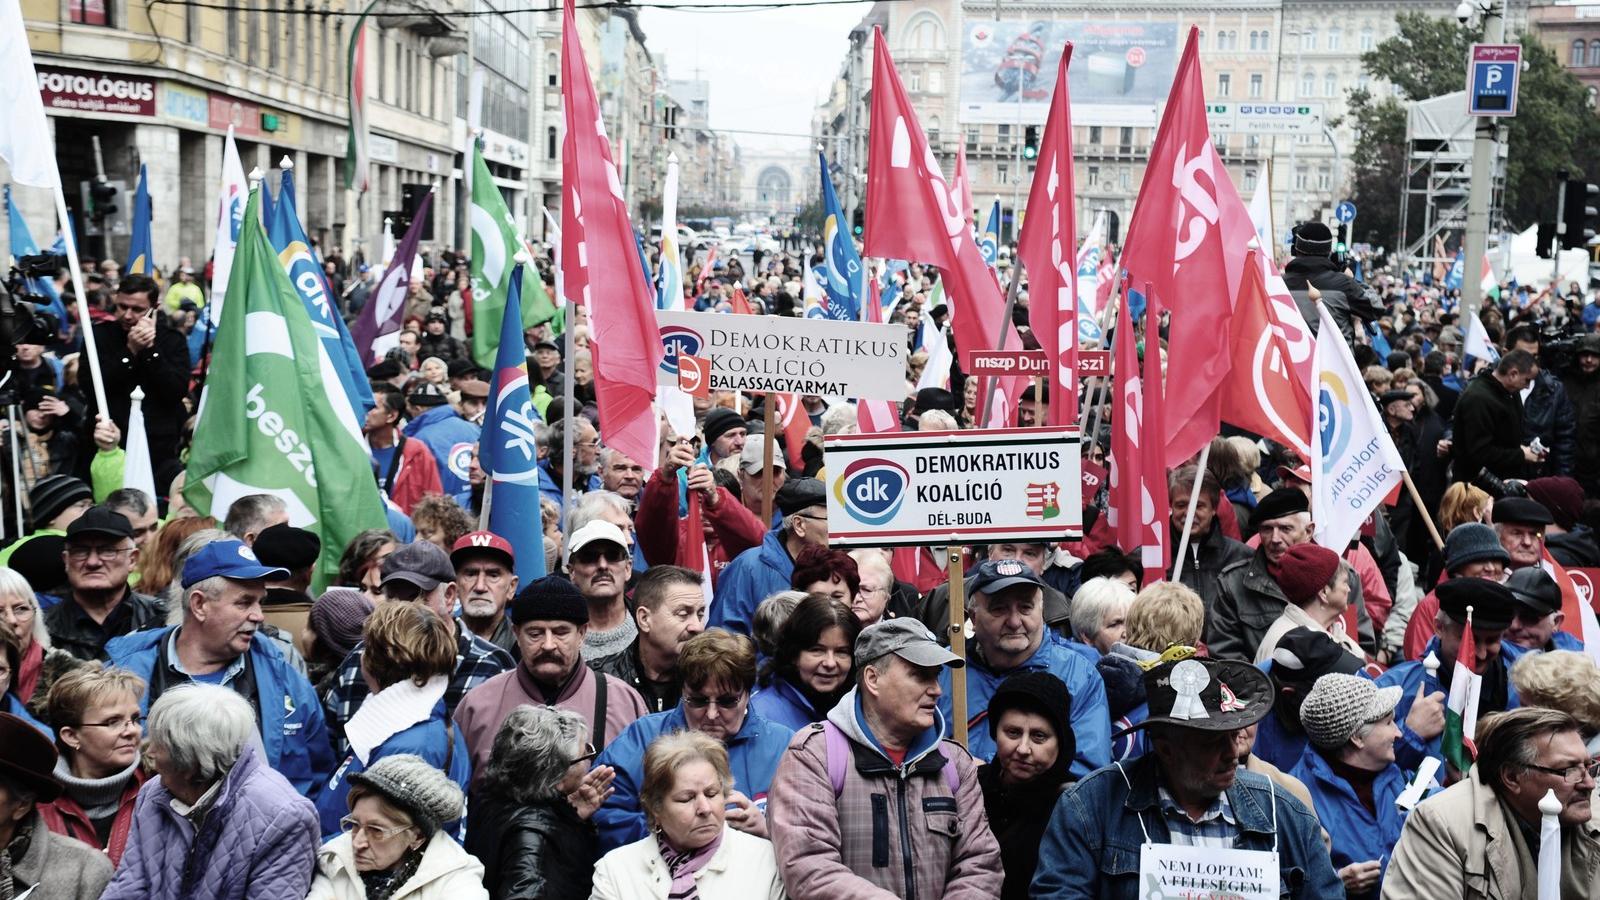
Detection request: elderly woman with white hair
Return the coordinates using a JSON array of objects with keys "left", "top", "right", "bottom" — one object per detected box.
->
[
  {"left": 1068, "top": 576, "right": 1136, "bottom": 655},
  {"left": 0, "top": 566, "right": 51, "bottom": 707},
  {"left": 99, "top": 683, "right": 320, "bottom": 900},
  {"left": 465, "top": 705, "right": 616, "bottom": 899}
]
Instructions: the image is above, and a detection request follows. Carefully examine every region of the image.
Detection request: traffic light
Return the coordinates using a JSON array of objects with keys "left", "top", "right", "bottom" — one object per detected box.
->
[
  {"left": 852, "top": 206, "right": 864, "bottom": 236},
  {"left": 1561, "top": 179, "right": 1600, "bottom": 250},
  {"left": 88, "top": 177, "right": 118, "bottom": 220},
  {"left": 1022, "top": 126, "right": 1040, "bottom": 161}
]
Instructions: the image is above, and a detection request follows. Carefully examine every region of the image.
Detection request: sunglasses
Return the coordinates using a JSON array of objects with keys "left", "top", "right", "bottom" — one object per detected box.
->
[{"left": 573, "top": 545, "right": 628, "bottom": 565}]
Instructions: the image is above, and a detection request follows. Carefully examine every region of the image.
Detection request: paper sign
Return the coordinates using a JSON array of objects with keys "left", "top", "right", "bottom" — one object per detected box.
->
[
  {"left": 824, "top": 427, "right": 1082, "bottom": 546},
  {"left": 655, "top": 309, "right": 908, "bottom": 400},
  {"left": 964, "top": 349, "right": 1048, "bottom": 376},
  {"left": 1138, "top": 842, "right": 1280, "bottom": 900}
]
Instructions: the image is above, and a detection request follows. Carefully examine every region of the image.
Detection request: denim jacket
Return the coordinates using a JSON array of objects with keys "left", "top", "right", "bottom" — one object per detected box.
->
[{"left": 1030, "top": 754, "right": 1342, "bottom": 899}]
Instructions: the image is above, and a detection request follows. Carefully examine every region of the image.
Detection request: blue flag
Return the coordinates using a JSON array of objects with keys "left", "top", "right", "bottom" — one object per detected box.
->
[
  {"left": 125, "top": 164, "right": 153, "bottom": 275},
  {"left": 1444, "top": 251, "right": 1465, "bottom": 291},
  {"left": 5, "top": 186, "right": 68, "bottom": 329},
  {"left": 483, "top": 264, "right": 548, "bottom": 584},
  {"left": 814, "top": 152, "right": 862, "bottom": 321},
  {"left": 979, "top": 200, "right": 1000, "bottom": 269},
  {"left": 265, "top": 168, "right": 374, "bottom": 421},
  {"left": 1370, "top": 322, "right": 1392, "bottom": 357}
]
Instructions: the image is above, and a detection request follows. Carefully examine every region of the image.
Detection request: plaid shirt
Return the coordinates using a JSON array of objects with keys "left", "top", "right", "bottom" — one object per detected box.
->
[
  {"left": 321, "top": 625, "right": 514, "bottom": 757},
  {"left": 1156, "top": 783, "right": 1240, "bottom": 849}
]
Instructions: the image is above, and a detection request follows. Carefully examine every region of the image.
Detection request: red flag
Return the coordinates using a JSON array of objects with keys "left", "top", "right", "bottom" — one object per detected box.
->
[
  {"left": 560, "top": 0, "right": 662, "bottom": 470},
  {"left": 1217, "top": 248, "right": 1316, "bottom": 457},
  {"left": 696, "top": 244, "right": 719, "bottom": 292},
  {"left": 1118, "top": 27, "right": 1253, "bottom": 466},
  {"left": 1017, "top": 44, "right": 1079, "bottom": 428},
  {"left": 856, "top": 273, "right": 900, "bottom": 433},
  {"left": 1106, "top": 288, "right": 1144, "bottom": 557},
  {"left": 953, "top": 145, "right": 974, "bottom": 228},
  {"left": 773, "top": 393, "right": 810, "bottom": 471},
  {"left": 1139, "top": 292, "right": 1169, "bottom": 583},
  {"left": 863, "top": 28, "right": 1023, "bottom": 423},
  {"left": 729, "top": 285, "right": 753, "bottom": 316},
  {"left": 678, "top": 492, "right": 714, "bottom": 598},
  {"left": 1545, "top": 549, "right": 1600, "bottom": 665}
]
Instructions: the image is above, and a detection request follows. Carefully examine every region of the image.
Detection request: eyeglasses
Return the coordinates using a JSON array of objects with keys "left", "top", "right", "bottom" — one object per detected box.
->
[
  {"left": 1524, "top": 760, "right": 1600, "bottom": 784},
  {"left": 793, "top": 513, "right": 827, "bottom": 522},
  {"left": 684, "top": 693, "right": 744, "bottom": 710},
  {"left": 569, "top": 741, "right": 598, "bottom": 766},
  {"left": 77, "top": 714, "right": 143, "bottom": 731},
  {"left": 339, "top": 816, "right": 415, "bottom": 843},
  {"left": 65, "top": 546, "right": 134, "bottom": 562}
]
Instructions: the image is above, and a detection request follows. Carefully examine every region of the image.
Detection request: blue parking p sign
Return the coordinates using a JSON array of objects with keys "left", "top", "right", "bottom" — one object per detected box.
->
[{"left": 1468, "top": 43, "right": 1521, "bottom": 117}]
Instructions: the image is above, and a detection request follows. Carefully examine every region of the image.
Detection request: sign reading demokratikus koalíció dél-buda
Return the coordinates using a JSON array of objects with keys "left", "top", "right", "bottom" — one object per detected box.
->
[
  {"left": 824, "top": 427, "right": 1083, "bottom": 547},
  {"left": 654, "top": 309, "right": 909, "bottom": 401}
]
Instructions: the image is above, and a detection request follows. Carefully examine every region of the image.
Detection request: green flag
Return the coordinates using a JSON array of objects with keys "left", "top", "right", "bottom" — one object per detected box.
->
[
  {"left": 470, "top": 142, "right": 556, "bottom": 367},
  {"left": 185, "top": 184, "right": 387, "bottom": 590}
]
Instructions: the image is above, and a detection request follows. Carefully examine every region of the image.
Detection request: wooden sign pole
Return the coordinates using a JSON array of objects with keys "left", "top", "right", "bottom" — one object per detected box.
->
[
  {"left": 761, "top": 399, "right": 777, "bottom": 527},
  {"left": 947, "top": 546, "right": 968, "bottom": 748}
]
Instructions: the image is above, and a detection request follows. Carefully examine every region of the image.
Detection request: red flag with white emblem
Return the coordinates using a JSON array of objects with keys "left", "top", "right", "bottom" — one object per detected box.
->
[
  {"left": 1118, "top": 27, "right": 1253, "bottom": 466},
  {"left": 1017, "top": 44, "right": 1079, "bottom": 427},
  {"left": 1217, "top": 248, "right": 1315, "bottom": 457},
  {"left": 1106, "top": 289, "right": 1144, "bottom": 557},
  {"left": 560, "top": 0, "right": 663, "bottom": 470},
  {"left": 773, "top": 393, "right": 811, "bottom": 471}
]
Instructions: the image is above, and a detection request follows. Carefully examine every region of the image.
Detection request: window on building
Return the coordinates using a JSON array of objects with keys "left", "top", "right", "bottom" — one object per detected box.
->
[
  {"left": 548, "top": 52, "right": 558, "bottom": 87},
  {"left": 68, "top": 0, "right": 109, "bottom": 25},
  {"left": 1589, "top": 40, "right": 1600, "bottom": 68},
  {"left": 905, "top": 14, "right": 944, "bottom": 50},
  {"left": 1218, "top": 72, "right": 1231, "bottom": 97},
  {"left": 1300, "top": 71, "right": 1314, "bottom": 98},
  {"left": 246, "top": 0, "right": 261, "bottom": 66},
  {"left": 1360, "top": 27, "right": 1374, "bottom": 51},
  {"left": 1317, "top": 166, "right": 1332, "bottom": 191},
  {"left": 1576, "top": 40, "right": 1588, "bottom": 67},
  {"left": 929, "top": 70, "right": 943, "bottom": 94},
  {"left": 1295, "top": 167, "right": 1308, "bottom": 190},
  {"left": 227, "top": 4, "right": 240, "bottom": 51},
  {"left": 1324, "top": 71, "right": 1338, "bottom": 97},
  {"left": 1248, "top": 30, "right": 1259, "bottom": 51},
  {"left": 1259, "top": 30, "right": 1270, "bottom": 51},
  {"left": 997, "top": 163, "right": 1009, "bottom": 184},
  {"left": 1089, "top": 125, "right": 1102, "bottom": 144},
  {"left": 908, "top": 71, "right": 920, "bottom": 91},
  {"left": 1301, "top": 29, "right": 1316, "bottom": 51},
  {"left": 998, "top": 123, "right": 1010, "bottom": 141},
  {"left": 1246, "top": 134, "right": 1260, "bottom": 151},
  {"left": 1087, "top": 164, "right": 1100, "bottom": 185},
  {"left": 547, "top": 126, "right": 558, "bottom": 160},
  {"left": 1119, "top": 126, "right": 1133, "bottom": 147},
  {"left": 1119, "top": 168, "right": 1130, "bottom": 190},
  {"left": 1250, "top": 73, "right": 1263, "bottom": 98},
  {"left": 928, "top": 115, "right": 940, "bottom": 145},
  {"left": 1359, "top": 73, "right": 1370, "bottom": 90},
  {"left": 1327, "top": 28, "right": 1341, "bottom": 51},
  {"left": 966, "top": 125, "right": 979, "bottom": 147},
  {"left": 1245, "top": 169, "right": 1258, "bottom": 191},
  {"left": 268, "top": 0, "right": 281, "bottom": 68},
  {"left": 377, "top": 30, "right": 387, "bottom": 101}
]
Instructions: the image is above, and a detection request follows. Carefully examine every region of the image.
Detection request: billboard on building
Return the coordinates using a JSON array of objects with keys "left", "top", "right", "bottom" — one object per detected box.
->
[{"left": 958, "top": 20, "right": 1179, "bottom": 125}]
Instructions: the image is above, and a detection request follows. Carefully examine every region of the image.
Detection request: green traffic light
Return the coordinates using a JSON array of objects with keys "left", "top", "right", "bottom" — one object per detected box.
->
[{"left": 1023, "top": 146, "right": 1038, "bottom": 160}]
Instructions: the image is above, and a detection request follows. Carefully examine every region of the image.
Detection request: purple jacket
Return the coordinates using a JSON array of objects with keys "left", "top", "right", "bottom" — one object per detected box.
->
[{"left": 100, "top": 742, "right": 320, "bottom": 900}]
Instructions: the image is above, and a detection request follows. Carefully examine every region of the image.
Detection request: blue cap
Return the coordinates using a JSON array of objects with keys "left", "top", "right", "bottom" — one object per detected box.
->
[{"left": 181, "top": 539, "right": 290, "bottom": 588}]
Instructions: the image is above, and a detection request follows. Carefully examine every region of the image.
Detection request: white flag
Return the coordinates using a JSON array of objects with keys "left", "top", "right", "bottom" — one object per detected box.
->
[
  {"left": 1464, "top": 313, "right": 1500, "bottom": 364},
  {"left": 0, "top": 3, "right": 58, "bottom": 189},
  {"left": 123, "top": 387, "right": 157, "bottom": 502},
  {"left": 916, "top": 320, "right": 952, "bottom": 391},
  {"left": 1310, "top": 303, "right": 1407, "bottom": 552},
  {"left": 210, "top": 126, "right": 248, "bottom": 322},
  {"left": 1248, "top": 171, "right": 1275, "bottom": 252}
]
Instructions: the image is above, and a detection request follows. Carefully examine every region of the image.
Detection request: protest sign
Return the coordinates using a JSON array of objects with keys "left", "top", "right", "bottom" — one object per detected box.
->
[
  {"left": 1571, "top": 568, "right": 1600, "bottom": 612},
  {"left": 824, "top": 427, "right": 1082, "bottom": 546},
  {"left": 1077, "top": 350, "right": 1111, "bottom": 377},
  {"left": 656, "top": 308, "right": 908, "bottom": 400},
  {"left": 965, "top": 349, "right": 1048, "bottom": 377}
]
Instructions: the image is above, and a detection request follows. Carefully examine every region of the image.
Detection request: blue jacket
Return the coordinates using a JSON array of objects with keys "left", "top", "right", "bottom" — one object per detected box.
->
[
  {"left": 1254, "top": 659, "right": 1432, "bottom": 775},
  {"left": 940, "top": 638, "right": 1111, "bottom": 778},
  {"left": 750, "top": 676, "right": 821, "bottom": 732},
  {"left": 707, "top": 527, "right": 793, "bottom": 636},
  {"left": 107, "top": 627, "right": 336, "bottom": 799},
  {"left": 537, "top": 459, "right": 601, "bottom": 524},
  {"left": 1499, "top": 629, "right": 1584, "bottom": 664},
  {"left": 1031, "top": 754, "right": 1342, "bottom": 899},
  {"left": 403, "top": 405, "right": 481, "bottom": 496},
  {"left": 1288, "top": 746, "right": 1409, "bottom": 896},
  {"left": 1375, "top": 636, "right": 1520, "bottom": 772},
  {"left": 315, "top": 699, "right": 471, "bottom": 839},
  {"left": 592, "top": 704, "right": 794, "bottom": 853},
  {"left": 2, "top": 691, "right": 48, "bottom": 736}
]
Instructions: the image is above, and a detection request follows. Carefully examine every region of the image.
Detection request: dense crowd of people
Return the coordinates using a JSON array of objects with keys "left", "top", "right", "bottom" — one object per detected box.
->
[{"left": 1, "top": 217, "right": 1599, "bottom": 899}]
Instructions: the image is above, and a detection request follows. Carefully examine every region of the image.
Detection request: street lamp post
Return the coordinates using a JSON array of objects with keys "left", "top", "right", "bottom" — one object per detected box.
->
[{"left": 1459, "top": 0, "right": 1506, "bottom": 330}]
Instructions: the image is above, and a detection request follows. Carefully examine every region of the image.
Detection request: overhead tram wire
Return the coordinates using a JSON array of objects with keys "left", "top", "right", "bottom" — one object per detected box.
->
[{"left": 150, "top": 0, "right": 907, "bottom": 17}]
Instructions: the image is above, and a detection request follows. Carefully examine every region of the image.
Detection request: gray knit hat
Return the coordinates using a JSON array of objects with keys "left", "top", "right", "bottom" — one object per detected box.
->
[
  {"left": 1299, "top": 673, "right": 1402, "bottom": 750},
  {"left": 1444, "top": 522, "right": 1510, "bottom": 574},
  {"left": 346, "top": 754, "right": 463, "bottom": 837}
]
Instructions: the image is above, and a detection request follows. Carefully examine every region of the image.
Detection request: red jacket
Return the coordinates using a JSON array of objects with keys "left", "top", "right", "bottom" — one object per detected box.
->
[
  {"left": 635, "top": 468, "right": 765, "bottom": 585},
  {"left": 37, "top": 765, "right": 147, "bottom": 866},
  {"left": 379, "top": 433, "right": 443, "bottom": 515}
]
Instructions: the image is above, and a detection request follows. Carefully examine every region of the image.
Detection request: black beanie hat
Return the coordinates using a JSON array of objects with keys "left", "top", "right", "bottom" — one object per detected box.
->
[
  {"left": 1291, "top": 221, "right": 1335, "bottom": 257},
  {"left": 510, "top": 575, "right": 589, "bottom": 626},
  {"left": 986, "top": 671, "right": 1075, "bottom": 782}
]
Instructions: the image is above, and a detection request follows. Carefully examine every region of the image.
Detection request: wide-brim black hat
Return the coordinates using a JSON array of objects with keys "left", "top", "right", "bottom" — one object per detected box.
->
[{"left": 1115, "top": 657, "right": 1272, "bottom": 737}]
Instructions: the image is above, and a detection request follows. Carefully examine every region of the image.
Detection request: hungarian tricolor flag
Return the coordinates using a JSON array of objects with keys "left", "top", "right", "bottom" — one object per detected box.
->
[{"left": 1443, "top": 610, "right": 1482, "bottom": 774}]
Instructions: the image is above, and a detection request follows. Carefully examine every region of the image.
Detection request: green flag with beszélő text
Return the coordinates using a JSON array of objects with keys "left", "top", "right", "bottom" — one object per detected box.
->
[
  {"left": 183, "top": 184, "right": 387, "bottom": 590},
  {"left": 470, "top": 142, "right": 556, "bottom": 367}
]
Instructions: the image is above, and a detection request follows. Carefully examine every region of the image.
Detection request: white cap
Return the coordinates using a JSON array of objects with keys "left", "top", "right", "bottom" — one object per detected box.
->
[{"left": 567, "top": 520, "right": 629, "bottom": 557}]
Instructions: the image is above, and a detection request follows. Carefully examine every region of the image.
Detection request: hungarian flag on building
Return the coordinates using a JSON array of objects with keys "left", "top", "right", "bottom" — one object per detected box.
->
[{"left": 1443, "top": 612, "right": 1482, "bottom": 774}]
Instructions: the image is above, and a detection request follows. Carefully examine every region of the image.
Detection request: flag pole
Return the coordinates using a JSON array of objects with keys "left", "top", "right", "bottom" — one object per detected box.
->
[
  {"left": 1084, "top": 276, "right": 1126, "bottom": 454},
  {"left": 49, "top": 181, "right": 110, "bottom": 417},
  {"left": 1172, "top": 442, "right": 1211, "bottom": 579},
  {"left": 561, "top": 300, "right": 576, "bottom": 531},
  {"left": 760, "top": 399, "right": 777, "bottom": 526},
  {"left": 946, "top": 545, "right": 968, "bottom": 748},
  {"left": 977, "top": 266, "right": 1021, "bottom": 427},
  {"left": 1402, "top": 470, "right": 1446, "bottom": 551}
]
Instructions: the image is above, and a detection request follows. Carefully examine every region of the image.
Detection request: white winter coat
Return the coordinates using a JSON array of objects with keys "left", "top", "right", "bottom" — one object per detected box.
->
[
  {"left": 306, "top": 830, "right": 488, "bottom": 900},
  {"left": 589, "top": 825, "right": 785, "bottom": 900}
]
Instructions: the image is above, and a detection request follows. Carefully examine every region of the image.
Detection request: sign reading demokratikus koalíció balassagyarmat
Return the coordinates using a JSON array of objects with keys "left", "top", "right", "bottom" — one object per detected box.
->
[
  {"left": 824, "top": 427, "right": 1082, "bottom": 547},
  {"left": 654, "top": 309, "right": 909, "bottom": 401}
]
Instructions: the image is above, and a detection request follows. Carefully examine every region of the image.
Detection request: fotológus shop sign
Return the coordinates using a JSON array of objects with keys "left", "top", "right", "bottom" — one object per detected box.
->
[{"left": 37, "top": 66, "right": 156, "bottom": 117}]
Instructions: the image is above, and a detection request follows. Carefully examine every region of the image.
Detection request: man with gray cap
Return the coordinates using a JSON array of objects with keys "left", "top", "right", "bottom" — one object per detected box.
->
[
  {"left": 320, "top": 541, "right": 514, "bottom": 756},
  {"left": 106, "top": 538, "right": 335, "bottom": 795},
  {"left": 769, "top": 619, "right": 1003, "bottom": 898},
  {"left": 711, "top": 477, "right": 830, "bottom": 636},
  {"left": 1033, "top": 655, "right": 1341, "bottom": 898}
]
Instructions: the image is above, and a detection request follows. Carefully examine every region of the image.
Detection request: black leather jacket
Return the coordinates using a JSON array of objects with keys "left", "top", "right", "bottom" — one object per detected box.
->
[{"left": 465, "top": 793, "right": 598, "bottom": 900}]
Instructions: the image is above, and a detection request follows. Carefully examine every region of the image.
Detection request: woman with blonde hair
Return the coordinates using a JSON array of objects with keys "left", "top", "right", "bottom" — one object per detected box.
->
[
  {"left": 0, "top": 566, "right": 52, "bottom": 704},
  {"left": 1511, "top": 649, "right": 1600, "bottom": 754},
  {"left": 590, "top": 730, "right": 784, "bottom": 899},
  {"left": 132, "top": 516, "right": 217, "bottom": 597},
  {"left": 37, "top": 662, "right": 149, "bottom": 864},
  {"left": 1421, "top": 482, "right": 1493, "bottom": 588}
]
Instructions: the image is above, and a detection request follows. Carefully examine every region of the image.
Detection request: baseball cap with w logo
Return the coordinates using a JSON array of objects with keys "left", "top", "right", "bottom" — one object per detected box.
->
[{"left": 450, "top": 531, "right": 515, "bottom": 570}]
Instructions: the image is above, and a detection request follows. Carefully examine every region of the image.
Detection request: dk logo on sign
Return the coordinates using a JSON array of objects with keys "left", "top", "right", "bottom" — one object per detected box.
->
[
  {"left": 834, "top": 458, "right": 909, "bottom": 526},
  {"left": 658, "top": 326, "right": 703, "bottom": 376}
]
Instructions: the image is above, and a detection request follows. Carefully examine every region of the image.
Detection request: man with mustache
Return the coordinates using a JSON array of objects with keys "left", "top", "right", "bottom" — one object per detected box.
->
[
  {"left": 566, "top": 520, "right": 636, "bottom": 661},
  {"left": 106, "top": 538, "right": 335, "bottom": 797},
  {"left": 453, "top": 574, "right": 648, "bottom": 780}
]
